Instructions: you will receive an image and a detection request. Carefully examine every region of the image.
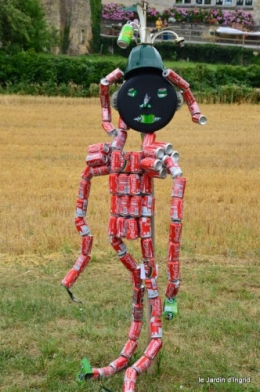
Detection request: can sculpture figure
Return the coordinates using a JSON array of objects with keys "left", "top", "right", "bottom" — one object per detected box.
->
[{"left": 61, "top": 2, "right": 206, "bottom": 391}]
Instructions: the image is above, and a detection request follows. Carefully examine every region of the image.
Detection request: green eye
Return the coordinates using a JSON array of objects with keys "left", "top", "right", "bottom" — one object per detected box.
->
[
  {"left": 158, "top": 88, "right": 168, "bottom": 98},
  {"left": 128, "top": 88, "right": 137, "bottom": 97}
]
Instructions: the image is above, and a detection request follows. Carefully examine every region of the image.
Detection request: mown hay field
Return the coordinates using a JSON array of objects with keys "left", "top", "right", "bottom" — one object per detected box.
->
[{"left": 0, "top": 96, "right": 259, "bottom": 259}]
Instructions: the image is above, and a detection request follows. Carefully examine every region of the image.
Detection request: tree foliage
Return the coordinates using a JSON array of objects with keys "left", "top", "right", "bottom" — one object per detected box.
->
[
  {"left": 90, "top": 0, "right": 102, "bottom": 52},
  {"left": 0, "top": 0, "right": 57, "bottom": 53}
]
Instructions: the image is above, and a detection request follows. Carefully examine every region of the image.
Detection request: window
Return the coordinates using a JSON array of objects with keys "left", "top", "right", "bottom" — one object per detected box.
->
[
  {"left": 216, "top": 0, "right": 223, "bottom": 4},
  {"left": 176, "top": 0, "right": 191, "bottom": 4},
  {"left": 195, "top": 0, "right": 212, "bottom": 4},
  {"left": 224, "top": 0, "right": 232, "bottom": 5}
]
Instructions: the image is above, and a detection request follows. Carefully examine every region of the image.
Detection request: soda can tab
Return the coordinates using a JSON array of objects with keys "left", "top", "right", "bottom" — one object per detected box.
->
[
  {"left": 76, "top": 198, "right": 88, "bottom": 217},
  {"left": 165, "top": 280, "right": 180, "bottom": 298},
  {"left": 86, "top": 152, "right": 107, "bottom": 168},
  {"left": 140, "top": 174, "right": 152, "bottom": 195},
  {"left": 81, "top": 235, "right": 93, "bottom": 256},
  {"left": 171, "top": 177, "right": 186, "bottom": 198},
  {"left": 168, "top": 241, "right": 181, "bottom": 261},
  {"left": 117, "top": 24, "right": 134, "bottom": 49},
  {"left": 126, "top": 218, "right": 139, "bottom": 240},
  {"left": 150, "top": 297, "right": 162, "bottom": 318},
  {"left": 61, "top": 269, "right": 79, "bottom": 289},
  {"left": 120, "top": 195, "right": 130, "bottom": 216},
  {"left": 129, "top": 174, "right": 141, "bottom": 195},
  {"left": 152, "top": 141, "right": 174, "bottom": 155},
  {"left": 133, "top": 356, "right": 151, "bottom": 374},
  {"left": 168, "top": 261, "right": 180, "bottom": 281},
  {"left": 141, "top": 195, "right": 155, "bottom": 217},
  {"left": 108, "top": 216, "right": 117, "bottom": 236},
  {"left": 117, "top": 174, "right": 129, "bottom": 195},
  {"left": 111, "top": 150, "right": 124, "bottom": 172},
  {"left": 110, "top": 356, "right": 128, "bottom": 372},
  {"left": 111, "top": 130, "right": 127, "bottom": 150},
  {"left": 170, "top": 198, "right": 183, "bottom": 221},
  {"left": 129, "top": 196, "right": 142, "bottom": 217},
  {"left": 78, "top": 179, "right": 91, "bottom": 199},
  {"left": 146, "top": 167, "right": 167, "bottom": 179},
  {"left": 120, "top": 253, "right": 138, "bottom": 271},
  {"left": 141, "top": 238, "right": 154, "bottom": 258},
  {"left": 81, "top": 165, "right": 93, "bottom": 180},
  {"left": 169, "top": 222, "right": 182, "bottom": 243},
  {"left": 102, "top": 121, "right": 117, "bottom": 136},
  {"left": 132, "top": 303, "right": 143, "bottom": 321},
  {"left": 133, "top": 285, "right": 145, "bottom": 305},
  {"left": 118, "top": 116, "right": 129, "bottom": 131},
  {"left": 143, "top": 257, "right": 157, "bottom": 279},
  {"left": 122, "top": 380, "right": 136, "bottom": 391},
  {"left": 87, "top": 143, "right": 110, "bottom": 154},
  {"left": 139, "top": 217, "right": 152, "bottom": 238},
  {"left": 124, "top": 367, "right": 138, "bottom": 382},
  {"left": 150, "top": 316, "right": 163, "bottom": 338},
  {"left": 143, "top": 145, "right": 164, "bottom": 159},
  {"left": 146, "top": 278, "right": 158, "bottom": 299},
  {"left": 130, "top": 152, "right": 144, "bottom": 173},
  {"left": 74, "top": 254, "right": 91, "bottom": 273},
  {"left": 91, "top": 165, "right": 110, "bottom": 177},
  {"left": 117, "top": 217, "right": 127, "bottom": 237},
  {"left": 140, "top": 157, "right": 162, "bottom": 172},
  {"left": 128, "top": 320, "right": 142, "bottom": 341},
  {"left": 75, "top": 217, "right": 91, "bottom": 236},
  {"left": 109, "top": 173, "right": 118, "bottom": 194},
  {"left": 110, "top": 195, "right": 121, "bottom": 215},
  {"left": 142, "top": 133, "right": 156, "bottom": 148},
  {"left": 99, "top": 366, "right": 116, "bottom": 378},
  {"left": 110, "top": 236, "right": 127, "bottom": 257},
  {"left": 144, "top": 338, "right": 163, "bottom": 360},
  {"left": 132, "top": 266, "right": 142, "bottom": 288},
  {"left": 163, "top": 68, "right": 190, "bottom": 91},
  {"left": 122, "top": 151, "right": 131, "bottom": 173},
  {"left": 183, "top": 88, "right": 196, "bottom": 106},
  {"left": 121, "top": 340, "right": 138, "bottom": 360},
  {"left": 105, "top": 68, "right": 124, "bottom": 84}
]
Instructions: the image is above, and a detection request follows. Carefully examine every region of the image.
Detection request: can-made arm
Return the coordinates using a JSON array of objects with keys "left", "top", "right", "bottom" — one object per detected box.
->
[{"left": 163, "top": 68, "right": 207, "bottom": 126}]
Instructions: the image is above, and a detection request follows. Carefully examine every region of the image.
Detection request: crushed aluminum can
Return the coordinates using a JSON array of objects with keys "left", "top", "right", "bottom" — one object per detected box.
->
[
  {"left": 81, "top": 235, "right": 93, "bottom": 256},
  {"left": 119, "top": 253, "right": 138, "bottom": 271},
  {"left": 121, "top": 340, "right": 138, "bottom": 360},
  {"left": 144, "top": 338, "right": 162, "bottom": 360},
  {"left": 165, "top": 280, "right": 180, "bottom": 298},
  {"left": 168, "top": 261, "right": 180, "bottom": 281},
  {"left": 75, "top": 217, "right": 90, "bottom": 236},
  {"left": 171, "top": 177, "right": 186, "bottom": 198},
  {"left": 150, "top": 316, "right": 163, "bottom": 338},
  {"left": 110, "top": 236, "right": 127, "bottom": 257},
  {"left": 132, "top": 356, "right": 151, "bottom": 374},
  {"left": 128, "top": 320, "right": 142, "bottom": 341}
]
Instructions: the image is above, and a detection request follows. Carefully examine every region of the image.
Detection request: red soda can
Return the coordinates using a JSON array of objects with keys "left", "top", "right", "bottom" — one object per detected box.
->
[
  {"left": 111, "top": 150, "right": 124, "bottom": 172},
  {"left": 146, "top": 167, "right": 167, "bottom": 179},
  {"left": 117, "top": 217, "right": 127, "bottom": 237},
  {"left": 108, "top": 216, "right": 117, "bottom": 236},
  {"left": 99, "top": 367, "right": 116, "bottom": 378},
  {"left": 75, "top": 217, "right": 90, "bottom": 236},
  {"left": 109, "top": 173, "right": 118, "bottom": 194},
  {"left": 100, "top": 78, "right": 109, "bottom": 93},
  {"left": 128, "top": 320, "right": 142, "bottom": 341},
  {"left": 141, "top": 195, "right": 155, "bottom": 217},
  {"left": 121, "top": 340, "right": 138, "bottom": 360},
  {"left": 105, "top": 68, "right": 124, "bottom": 84},
  {"left": 143, "top": 145, "right": 164, "bottom": 159},
  {"left": 139, "top": 217, "right": 152, "bottom": 238},
  {"left": 143, "top": 257, "right": 157, "bottom": 279},
  {"left": 120, "top": 253, "right": 138, "bottom": 271},
  {"left": 101, "top": 107, "right": 111, "bottom": 123},
  {"left": 118, "top": 116, "right": 129, "bottom": 131},
  {"left": 170, "top": 198, "right": 183, "bottom": 221},
  {"left": 110, "top": 356, "right": 128, "bottom": 371},
  {"left": 102, "top": 121, "right": 117, "bottom": 136},
  {"left": 120, "top": 195, "right": 130, "bottom": 216},
  {"left": 163, "top": 68, "right": 189, "bottom": 91},
  {"left": 140, "top": 174, "right": 152, "bottom": 195},
  {"left": 153, "top": 141, "right": 174, "bottom": 155},
  {"left": 150, "top": 297, "right": 162, "bottom": 317},
  {"left": 81, "top": 235, "right": 93, "bottom": 255},
  {"left": 110, "top": 237, "right": 127, "bottom": 257},
  {"left": 122, "top": 151, "right": 131, "bottom": 173},
  {"left": 168, "top": 261, "right": 180, "bottom": 281},
  {"left": 183, "top": 88, "right": 195, "bottom": 106},
  {"left": 91, "top": 368, "right": 102, "bottom": 379},
  {"left": 169, "top": 222, "right": 182, "bottom": 242},
  {"left": 150, "top": 316, "right": 162, "bottom": 338},
  {"left": 78, "top": 179, "right": 91, "bottom": 199},
  {"left": 91, "top": 165, "right": 110, "bottom": 177},
  {"left": 141, "top": 238, "right": 154, "bottom": 258},
  {"left": 162, "top": 155, "right": 183, "bottom": 178},
  {"left": 165, "top": 280, "right": 180, "bottom": 298},
  {"left": 129, "top": 196, "right": 142, "bottom": 217},
  {"left": 130, "top": 152, "right": 144, "bottom": 173},
  {"left": 140, "top": 157, "right": 162, "bottom": 172},
  {"left": 132, "top": 266, "right": 142, "bottom": 288},
  {"left": 126, "top": 218, "right": 139, "bottom": 240},
  {"left": 81, "top": 165, "right": 93, "bottom": 180},
  {"left": 142, "top": 133, "right": 156, "bottom": 148},
  {"left": 133, "top": 285, "right": 145, "bottom": 304},
  {"left": 61, "top": 269, "right": 78, "bottom": 289},
  {"left": 146, "top": 278, "right": 158, "bottom": 298},
  {"left": 100, "top": 90, "right": 110, "bottom": 108},
  {"left": 117, "top": 174, "right": 129, "bottom": 195},
  {"left": 74, "top": 254, "right": 91, "bottom": 273},
  {"left": 122, "top": 381, "right": 136, "bottom": 391},
  {"left": 171, "top": 177, "right": 186, "bottom": 198},
  {"left": 124, "top": 367, "right": 138, "bottom": 382},
  {"left": 75, "top": 198, "right": 88, "bottom": 217},
  {"left": 110, "top": 195, "right": 121, "bottom": 215},
  {"left": 132, "top": 303, "right": 143, "bottom": 321},
  {"left": 144, "top": 339, "right": 163, "bottom": 360},
  {"left": 168, "top": 241, "right": 181, "bottom": 261},
  {"left": 190, "top": 102, "right": 200, "bottom": 116},
  {"left": 111, "top": 130, "right": 127, "bottom": 150},
  {"left": 86, "top": 152, "right": 107, "bottom": 167},
  {"left": 133, "top": 356, "right": 151, "bottom": 374},
  {"left": 129, "top": 174, "right": 141, "bottom": 195},
  {"left": 87, "top": 143, "right": 110, "bottom": 154}
]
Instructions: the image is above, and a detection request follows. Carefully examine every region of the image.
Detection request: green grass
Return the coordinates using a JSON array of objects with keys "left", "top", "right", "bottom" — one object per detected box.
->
[{"left": 0, "top": 253, "right": 259, "bottom": 391}]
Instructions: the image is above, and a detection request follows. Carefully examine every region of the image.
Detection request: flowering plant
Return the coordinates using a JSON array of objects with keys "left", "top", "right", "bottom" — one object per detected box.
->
[{"left": 102, "top": 3, "right": 134, "bottom": 21}]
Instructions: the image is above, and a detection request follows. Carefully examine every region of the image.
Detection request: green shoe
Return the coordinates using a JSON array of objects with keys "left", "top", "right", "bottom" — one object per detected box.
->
[
  {"left": 163, "top": 298, "right": 178, "bottom": 320},
  {"left": 76, "top": 358, "right": 93, "bottom": 383}
]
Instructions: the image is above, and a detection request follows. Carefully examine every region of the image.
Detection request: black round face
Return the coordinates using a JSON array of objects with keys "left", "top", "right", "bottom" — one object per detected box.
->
[{"left": 117, "top": 72, "right": 177, "bottom": 133}]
